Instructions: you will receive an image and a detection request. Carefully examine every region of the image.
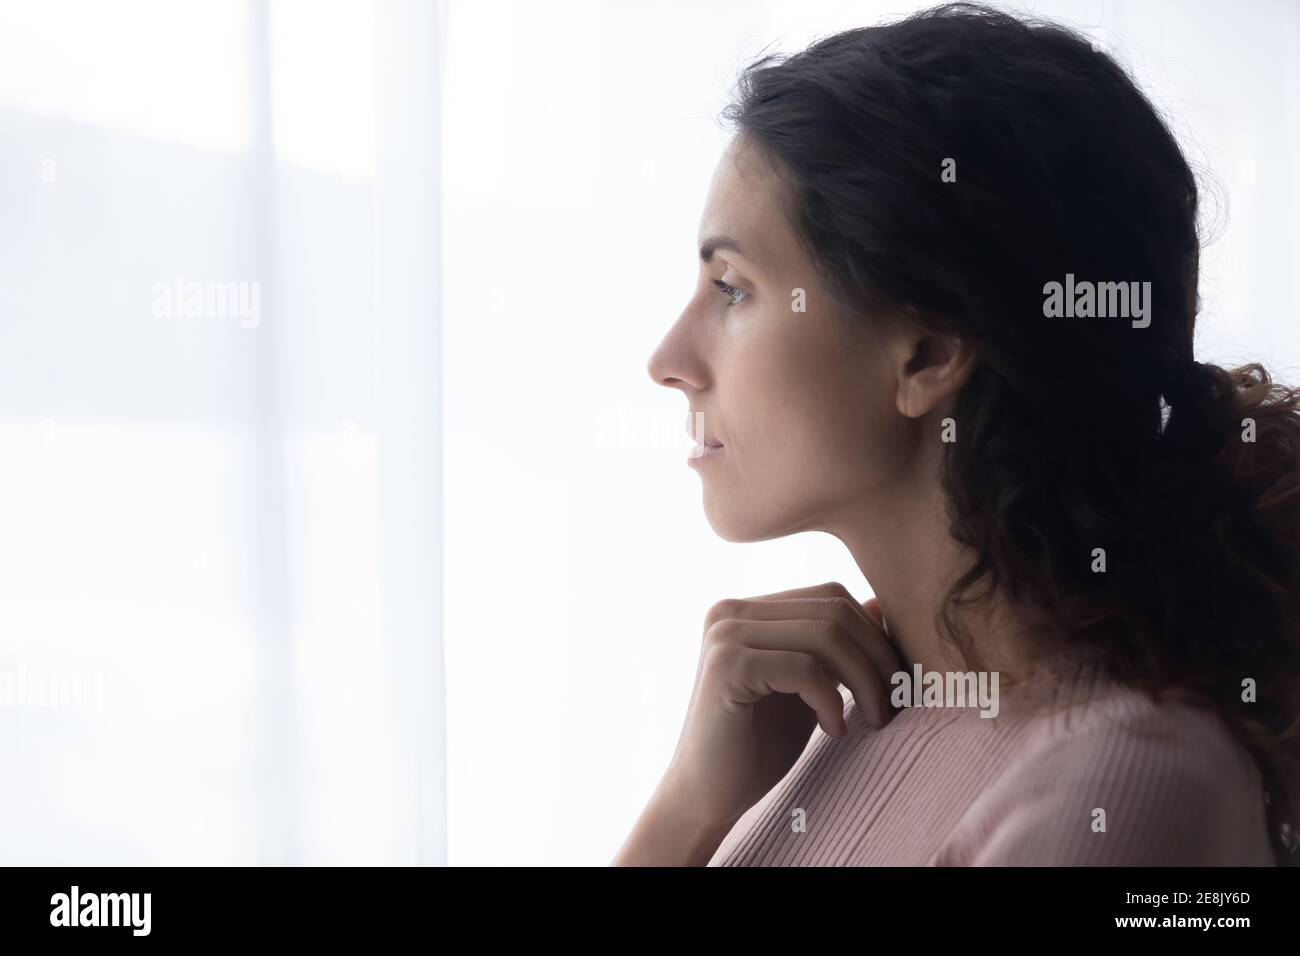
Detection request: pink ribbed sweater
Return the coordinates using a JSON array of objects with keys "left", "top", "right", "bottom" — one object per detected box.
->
[{"left": 708, "top": 646, "right": 1277, "bottom": 865}]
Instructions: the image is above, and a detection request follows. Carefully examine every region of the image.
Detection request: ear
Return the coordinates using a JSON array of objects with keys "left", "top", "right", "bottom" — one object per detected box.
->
[{"left": 891, "top": 327, "right": 978, "bottom": 419}]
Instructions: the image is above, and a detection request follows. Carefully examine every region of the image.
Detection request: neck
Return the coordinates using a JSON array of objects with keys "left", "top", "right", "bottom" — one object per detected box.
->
[{"left": 827, "top": 455, "right": 1066, "bottom": 686}]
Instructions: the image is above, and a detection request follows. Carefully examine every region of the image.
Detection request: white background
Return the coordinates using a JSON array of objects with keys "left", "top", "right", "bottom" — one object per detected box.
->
[{"left": 0, "top": 0, "right": 1296, "bottom": 865}]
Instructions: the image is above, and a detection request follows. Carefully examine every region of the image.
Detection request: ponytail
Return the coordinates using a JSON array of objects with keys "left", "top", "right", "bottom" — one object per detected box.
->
[{"left": 1150, "top": 361, "right": 1300, "bottom": 864}]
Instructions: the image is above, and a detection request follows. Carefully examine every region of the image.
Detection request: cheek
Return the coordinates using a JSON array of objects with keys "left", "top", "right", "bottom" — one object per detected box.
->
[
  {"left": 790, "top": 374, "right": 889, "bottom": 475},
  {"left": 724, "top": 320, "right": 891, "bottom": 475}
]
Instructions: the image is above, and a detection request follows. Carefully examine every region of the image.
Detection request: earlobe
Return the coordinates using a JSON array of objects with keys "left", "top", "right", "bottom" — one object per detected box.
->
[
  {"left": 894, "top": 333, "right": 976, "bottom": 419},
  {"left": 895, "top": 379, "right": 923, "bottom": 418},
  {"left": 888, "top": 330, "right": 927, "bottom": 419},
  {"left": 894, "top": 350, "right": 941, "bottom": 419}
]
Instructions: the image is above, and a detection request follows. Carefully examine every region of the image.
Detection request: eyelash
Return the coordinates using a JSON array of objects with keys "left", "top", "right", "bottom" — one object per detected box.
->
[{"left": 711, "top": 278, "right": 746, "bottom": 307}]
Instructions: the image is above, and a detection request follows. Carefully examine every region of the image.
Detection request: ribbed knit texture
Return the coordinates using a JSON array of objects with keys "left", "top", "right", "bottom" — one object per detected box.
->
[{"left": 708, "top": 645, "right": 1276, "bottom": 865}]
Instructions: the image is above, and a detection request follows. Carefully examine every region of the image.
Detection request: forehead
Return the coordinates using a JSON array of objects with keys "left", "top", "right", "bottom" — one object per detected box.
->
[{"left": 698, "top": 137, "right": 797, "bottom": 273}]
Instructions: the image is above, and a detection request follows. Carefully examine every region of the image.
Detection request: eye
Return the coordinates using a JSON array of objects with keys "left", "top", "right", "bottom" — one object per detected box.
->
[{"left": 711, "top": 277, "right": 747, "bottom": 307}]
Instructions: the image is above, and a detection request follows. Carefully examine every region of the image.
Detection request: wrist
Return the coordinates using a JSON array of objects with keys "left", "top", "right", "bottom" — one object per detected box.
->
[
  {"left": 651, "top": 772, "right": 741, "bottom": 841},
  {"left": 613, "top": 775, "right": 739, "bottom": 867},
  {"left": 644, "top": 791, "right": 735, "bottom": 866}
]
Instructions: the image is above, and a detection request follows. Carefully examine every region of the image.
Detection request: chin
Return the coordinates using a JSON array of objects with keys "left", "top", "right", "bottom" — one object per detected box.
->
[
  {"left": 700, "top": 496, "right": 757, "bottom": 542},
  {"left": 704, "top": 515, "right": 759, "bottom": 543},
  {"left": 701, "top": 493, "right": 809, "bottom": 543}
]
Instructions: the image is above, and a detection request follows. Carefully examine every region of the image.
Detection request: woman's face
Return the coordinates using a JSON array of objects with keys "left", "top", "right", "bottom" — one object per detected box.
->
[{"left": 646, "top": 136, "right": 922, "bottom": 542}]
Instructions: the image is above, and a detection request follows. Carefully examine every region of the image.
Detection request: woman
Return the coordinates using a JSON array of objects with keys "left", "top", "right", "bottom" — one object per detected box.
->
[{"left": 615, "top": 2, "right": 1300, "bottom": 866}]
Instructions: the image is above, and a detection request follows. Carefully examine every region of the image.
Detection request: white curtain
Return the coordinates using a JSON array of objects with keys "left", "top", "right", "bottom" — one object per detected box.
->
[
  {"left": 0, "top": 0, "right": 446, "bottom": 864},
  {"left": 1, "top": 0, "right": 1297, "bottom": 866}
]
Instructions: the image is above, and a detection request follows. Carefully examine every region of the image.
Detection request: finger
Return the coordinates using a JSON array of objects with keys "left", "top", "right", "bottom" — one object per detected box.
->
[
  {"left": 747, "top": 585, "right": 896, "bottom": 674},
  {"left": 861, "top": 596, "right": 884, "bottom": 630},
  {"left": 729, "top": 646, "right": 847, "bottom": 737},
  {"left": 706, "top": 598, "right": 901, "bottom": 722},
  {"left": 854, "top": 597, "right": 903, "bottom": 684},
  {"left": 709, "top": 608, "right": 883, "bottom": 712},
  {"left": 704, "top": 585, "right": 860, "bottom": 635},
  {"left": 707, "top": 589, "right": 875, "bottom": 643},
  {"left": 744, "top": 580, "right": 860, "bottom": 606},
  {"left": 707, "top": 616, "right": 890, "bottom": 727}
]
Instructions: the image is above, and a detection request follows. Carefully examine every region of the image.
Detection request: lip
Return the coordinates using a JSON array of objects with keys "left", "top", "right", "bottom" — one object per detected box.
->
[
  {"left": 684, "top": 411, "right": 723, "bottom": 464},
  {"left": 687, "top": 441, "right": 725, "bottom": 464}
]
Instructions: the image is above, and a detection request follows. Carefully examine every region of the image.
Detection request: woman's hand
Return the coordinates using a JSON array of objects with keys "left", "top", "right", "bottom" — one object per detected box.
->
[{"left": 659, "top": 581, "right": 900, "bottom": 837}]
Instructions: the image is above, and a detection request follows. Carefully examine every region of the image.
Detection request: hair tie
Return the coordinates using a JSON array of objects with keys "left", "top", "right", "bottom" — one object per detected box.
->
[{"left": 1160, "top": 359, "right": 1200, "bottom": 408}]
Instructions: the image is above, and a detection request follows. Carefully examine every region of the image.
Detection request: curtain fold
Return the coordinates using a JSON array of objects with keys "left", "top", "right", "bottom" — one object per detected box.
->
[{"left": 0, "top": 0, "right": 447, "bottom": 865}]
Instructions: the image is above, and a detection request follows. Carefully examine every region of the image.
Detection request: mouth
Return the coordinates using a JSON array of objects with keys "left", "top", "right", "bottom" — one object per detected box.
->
[
  {"left": 687, "top": 439, "right": 725, "bottom": 463},
  {"left": 685, "top": 411, "right": 723, "bottom": 462}
]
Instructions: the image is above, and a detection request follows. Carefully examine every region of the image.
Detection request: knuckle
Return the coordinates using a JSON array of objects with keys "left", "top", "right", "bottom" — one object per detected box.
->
[
  {"left": 703, "top": 598, "right": 742, "bottom": 631},
  {"left": 811, "top": 616, "right": 842, "bottom": 646},
  {"left": 703, "top": 617, "right": 742, "bottom": 647},
  {"left": 822, "top": 581, "right": 854, "bottom": 603},
  {"left": 732, "top": 645, "right": 763, "bottom": 680},
  {"left": 791, "top": 650, "right": 821, "bottom": 680},
  {"left": 829, "top": 595, "right": 859, "bottom": 626},
  {"left": 702, "top": 640, "right": 741, "bottom": 674}
]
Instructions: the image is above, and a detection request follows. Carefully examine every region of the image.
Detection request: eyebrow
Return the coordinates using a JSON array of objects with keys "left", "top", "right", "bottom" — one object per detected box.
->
[{"left": 699, "top": 235, "right": 751, "bottom": 265}]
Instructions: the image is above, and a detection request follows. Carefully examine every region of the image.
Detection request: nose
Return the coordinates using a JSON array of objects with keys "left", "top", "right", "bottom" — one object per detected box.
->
[
  {"left": 646, "top": 321, "right": 705, "bottom": 393},
  {"left": 646, "top": 342, "right": 674, "bottom": 389}
]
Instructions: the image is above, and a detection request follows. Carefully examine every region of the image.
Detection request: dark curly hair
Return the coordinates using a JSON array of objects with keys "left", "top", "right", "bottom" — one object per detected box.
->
[{"left": 721, "top": 2, "right": 1300, "bottom": 864}]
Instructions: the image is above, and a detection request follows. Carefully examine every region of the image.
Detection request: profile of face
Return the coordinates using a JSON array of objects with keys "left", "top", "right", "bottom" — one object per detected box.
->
[{"left": 646, "top": 136, "right": 970, "bottom": 543}]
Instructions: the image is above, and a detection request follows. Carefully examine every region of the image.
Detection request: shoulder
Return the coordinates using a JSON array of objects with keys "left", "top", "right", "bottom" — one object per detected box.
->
[{"left": 936, "top": 684, "right": 1275, "bottom": 865}]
